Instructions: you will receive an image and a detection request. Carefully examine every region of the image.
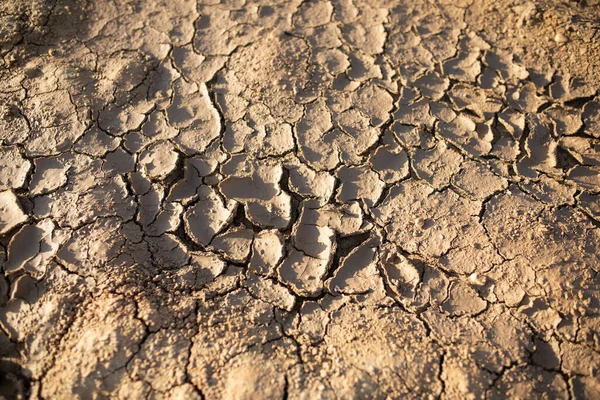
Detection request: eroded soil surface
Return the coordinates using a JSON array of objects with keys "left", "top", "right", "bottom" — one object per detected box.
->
[{"left": 1, "top": 0, "right": 600, "bottom": 398}]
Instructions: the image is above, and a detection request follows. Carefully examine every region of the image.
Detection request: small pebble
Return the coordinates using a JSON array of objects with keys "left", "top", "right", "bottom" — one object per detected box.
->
[{"left": 554, "top": 32, "right": 569, "bottom": 44}]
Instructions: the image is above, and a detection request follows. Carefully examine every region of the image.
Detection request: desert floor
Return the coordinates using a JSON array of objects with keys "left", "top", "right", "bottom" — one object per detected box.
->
[{"left": 1, "top": 0, "right": 600, "bottom": 398}]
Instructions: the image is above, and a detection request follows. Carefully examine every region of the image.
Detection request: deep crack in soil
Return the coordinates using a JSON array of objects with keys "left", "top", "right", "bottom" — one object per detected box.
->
[{"left": 1, "top": 0, "right": 600, "bottom": 398}]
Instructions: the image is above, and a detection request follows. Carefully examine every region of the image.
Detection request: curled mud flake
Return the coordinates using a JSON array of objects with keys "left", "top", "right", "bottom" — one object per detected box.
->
[
  {"left": 142, "top": 111, "right": 179, "bottom": 140},
  {"left": 577, "top": 192, "right": 600, "bottom": 220},
  {"left": 411, "top": 70, "right": 450, "bottom": 101},
  {"left": 559, "top": 136, "right": 600, "bottom": 166},
  {"left": 103, "top": 147, "right": 136, "bottom": 175},
  {"left": 507, "top": 82, "right": 547, "bottom": 114},
  {"left": 98, "top": 103, "right": 147, "bottom": 137},
  {"left": 137, "top": 183, "right": 164, "bottom": 227},
  {"left": 9, "top": 274, "right": 42, "bottom": 303},
  {"left": 354, "top": 83, "right": 394, "bottom": 127},
  {"left": 571, "top": 376, "right": 600, "bottom": 400},
  {"left": 293, "top": 220, "right": 336, "bottom": 261},
  {"left": 549, "top": 74, "right": 596, "bottom": 103},
  {"left": 334, "top": 109, "right": 381, "bottom": 163},
  {"left": 498, "top": 108, "right": 525, "bottom": 141},
  {"left": 516, "top": 115, "right": 559, "bottom": 178},
  {"left": 244, "top": 192, "right": 293, "bottom": 230},
  {"left": 176, "top": 251, "right": 227, "bottom": 290},
  {"left": 139, "top": 141, "right": 179, "bottom": 181},
  {"left": 146, "top": 202, "right": 183, "bottom": 237},
  {"left": 568, "top": 165, "right": 600, "bottom": 192},
  {"left": 0, "top": 190, "right": 27, "bottom": 235},
  {"left": 202, "top": 265, "right": 244, "bottom": 297},
  {"left": 390, "top": 122, "right": 436, "bottom": 150},
  {"left": 168, "top": 80, "right": 221, "bottom": 155},
  {"left": 483, "top": 50, "right": 529, "bottom": 82},
  {"left": 249, "top": 230, "right": 285, "bottom": 277},
  {"left": 448, "top": 83, "right": 503, "bottom": 119},
  {"left": 210, "top": 226, "right": 254, "bottom": 263},
  {"left": 438, "top": 113, "right": 492, "bottom": 157},
  {"left": 220, "top": 163, "right": 292, "bottom": 229},
  {"left": 125, "top": 112, "right": 178, "bottom": 154},
  {"left": 544, "top": 105, "right": 583, "bottom": 136},
  {"left": 287, "top": 161, "right": 336, "bottom": 204},
  {"left": 336, "top": 165, "right": 385, "bottom": 207},
  {"left": 216, "top": 92, "right": 249, "bottom": 123},
  {"left": 369, "top": 145, "right": 409, "bottom": 184},
  {"left": 296, "top": 99, "right": 339, "bottom": 171},
  {"left": 326, "top": 235, "right": 384, "bottom": 297},
  {"left": 442, "top": 49, "right": 481, "bottom": 83},
  {"left": 233, "top": 120, "right": 295, "bottom": 158},
  {"left": 278, "top": 249, "right": 330, "bottom": 297},
  {"left": 393, "top": 99, "right": 436, "bottom": 129},
  {"left": 183, "top": 186, "right": 237, "bottom": 247},
  {"left": 0, "top": 146, "right": 30, "bottom": 190},
  {"left": 379, "top": 244, "right": 422, "bottom": 302},
  {"left": 347, "top": 52, "right": 383, "bottom": 82},
  {"left": 441, "top": 281, "right": 487, "bottom": 317},
  {"left": 582, "top": 98, "right": 600, "bottom": 138},
  {"left": 146, "top": 234, "right": 190, "bottom": 270},
  {"left": 304, "top": 201, "right": 369, "bottom": 237},
  {"left": 4, "top": 219, "right": 66, "bottom": 277},
  {"left": 293, "top": 202, "right": 339, "bottom": 255},
  {"left": 167, "top": 158, "right": 210, "bottom": 205}
]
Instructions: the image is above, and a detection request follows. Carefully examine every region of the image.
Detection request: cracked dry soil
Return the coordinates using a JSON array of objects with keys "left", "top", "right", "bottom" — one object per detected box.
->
[{"left": 1, "top": 0, "right": 600, "bottom": 398}]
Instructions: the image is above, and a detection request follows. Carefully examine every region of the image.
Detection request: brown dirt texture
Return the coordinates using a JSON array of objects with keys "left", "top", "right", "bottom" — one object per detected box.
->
[{"left": 1, "top": 0, "right": 600, "bottom": 398}]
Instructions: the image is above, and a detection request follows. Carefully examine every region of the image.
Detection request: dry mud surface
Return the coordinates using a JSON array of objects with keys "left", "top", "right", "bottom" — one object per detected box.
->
[{"left": 1, "top": 0, "right": 600, "bottom": 398}]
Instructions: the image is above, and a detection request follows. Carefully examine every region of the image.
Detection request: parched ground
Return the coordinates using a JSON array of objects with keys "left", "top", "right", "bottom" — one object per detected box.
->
[{"left": 1, "top": 0, "right": 600, "bottom": 398}]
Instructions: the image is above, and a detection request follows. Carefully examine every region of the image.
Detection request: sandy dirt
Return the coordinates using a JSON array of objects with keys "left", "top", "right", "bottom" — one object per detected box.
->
[{"left": 1, "top": 0, "right": 600, "bottom": 398}]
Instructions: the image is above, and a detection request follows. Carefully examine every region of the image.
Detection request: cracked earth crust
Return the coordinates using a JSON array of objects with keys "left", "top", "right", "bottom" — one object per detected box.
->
[{"left": 1, "top": 0, "right": 600, "bottom": 398}]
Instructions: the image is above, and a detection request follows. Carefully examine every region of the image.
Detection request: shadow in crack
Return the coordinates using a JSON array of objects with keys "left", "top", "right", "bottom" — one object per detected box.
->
[{"left": 0, "top": 359, "right": 30, "bottom": 400}]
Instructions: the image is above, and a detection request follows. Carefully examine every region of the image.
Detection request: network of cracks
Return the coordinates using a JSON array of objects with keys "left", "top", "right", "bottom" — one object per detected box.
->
[{"left": 0, "top": 0, "right": 600, "bottom": 398}]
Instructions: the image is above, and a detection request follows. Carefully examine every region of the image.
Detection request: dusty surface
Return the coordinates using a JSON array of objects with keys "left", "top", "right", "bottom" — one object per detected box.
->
[{"left": 1, "top": 0, "right": 600, "bottom": 398}]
